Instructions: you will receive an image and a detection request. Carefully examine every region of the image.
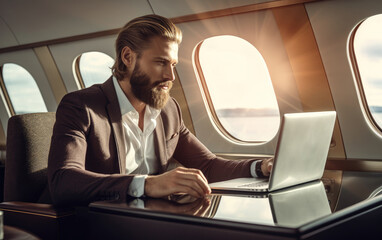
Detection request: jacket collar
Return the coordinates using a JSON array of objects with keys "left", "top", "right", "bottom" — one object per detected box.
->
[{"left": 100, "top": 77, "right": 126, "bottom": 174}]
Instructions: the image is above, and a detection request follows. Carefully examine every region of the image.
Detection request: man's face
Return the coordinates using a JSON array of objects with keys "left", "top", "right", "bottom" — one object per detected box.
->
[{"left": 130, "top": 37, "right": 179, "bottom": 109}]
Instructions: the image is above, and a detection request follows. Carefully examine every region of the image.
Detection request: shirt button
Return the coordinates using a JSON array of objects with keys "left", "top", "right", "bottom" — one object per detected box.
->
[{"left": 132, "top": 190, "right": 138, "bottom": 197}]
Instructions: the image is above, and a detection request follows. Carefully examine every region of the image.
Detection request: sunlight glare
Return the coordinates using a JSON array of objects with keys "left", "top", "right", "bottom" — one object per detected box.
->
[{"left": 198, "top": 35, "right": 280, "bottom": 141}]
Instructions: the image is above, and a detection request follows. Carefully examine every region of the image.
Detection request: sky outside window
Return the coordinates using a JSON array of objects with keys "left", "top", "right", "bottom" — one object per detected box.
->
[
  {"left": 77, "top": 51, "right": 114, "bottom": 88},
  {"left": 353, "top": 14, "right": 382, "bottom": 128},
  {"left": 197, "top": 35, "right": 280, "bottom": 142},
  {"left": 2, "top": 63, "right": 47, "bottom": 114}
]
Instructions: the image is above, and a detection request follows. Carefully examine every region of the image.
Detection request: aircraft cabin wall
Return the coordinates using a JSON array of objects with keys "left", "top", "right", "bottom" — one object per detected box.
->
[
  {"left": 306, "top": 0, "right": 382, "bottom": 208},
  {"left": 307, "top": 0, "right": 382, "bottom": 159},
  {"left": 49, "top": 36, "right": 116, "bottom": 93},
  {"left": 0, "top": 0, "right": 382, "bottom": 208},
  {"left": 177, "top": 9, "right": 301, "bottom": 155}
]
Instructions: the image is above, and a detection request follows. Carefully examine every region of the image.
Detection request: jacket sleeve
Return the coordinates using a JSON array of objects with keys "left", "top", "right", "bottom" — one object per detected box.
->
[
  {"left": 48, "top": 92, "right": 133, "bottom": 206},
  {"left": 170, "top": 100, "right": 257, "bottom": 183}
]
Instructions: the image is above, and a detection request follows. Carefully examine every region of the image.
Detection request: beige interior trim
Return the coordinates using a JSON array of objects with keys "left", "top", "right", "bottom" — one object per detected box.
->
[
  {"left": 326, "top": 158, "right": 382, "bottom": 172},
  {"left": 73, "top": 54, "right": 86, "bottom": 89},
  {"left": 0, "top": 66, "right": 15, "bottom": 116},
  {"left": 33, "top": 46, "right": 67, "bottom": 103},
  {"left": 0, "top": 0, "right": 322, "bottom": 54},
  {"left": 171, "top": 0, "right": 321, "bottom": 23},
  {"left": 171, "top": 70, "right": 195, "bottom": 135},
  {"left": 0, "top": 29, "right": 119, "bottom": 54},
  {"left": 272, "top": 4, "right": 346, "bottom": 159}
]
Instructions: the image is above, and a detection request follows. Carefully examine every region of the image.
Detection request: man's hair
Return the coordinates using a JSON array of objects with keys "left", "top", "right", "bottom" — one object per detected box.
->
[{"left": 111, "top": 14, "right": 182, "bottom": 80}]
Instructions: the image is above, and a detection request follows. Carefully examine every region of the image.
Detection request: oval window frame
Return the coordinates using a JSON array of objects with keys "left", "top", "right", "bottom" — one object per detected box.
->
[{"left": 193, "top": 35, "right": 280, "bottom": 143}]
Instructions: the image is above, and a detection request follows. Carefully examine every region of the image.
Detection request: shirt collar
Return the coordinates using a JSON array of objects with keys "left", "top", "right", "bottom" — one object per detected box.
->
[{"left": 112, "top": 76, "right": 161, "bottom": 118}]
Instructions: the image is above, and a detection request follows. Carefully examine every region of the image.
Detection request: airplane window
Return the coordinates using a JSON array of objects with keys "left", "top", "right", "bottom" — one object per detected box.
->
[
  {"left": 195, "top": 35, "right": 280, "bottom": 142},
  {"left": 352, "top": 14, "right": 382, "bottom": 130},
  {"left": 75, "top": 51, "right": 114, "bottom": 88},
  {"left": 0, "top": 63, "right": 47, "bottom": 115}
]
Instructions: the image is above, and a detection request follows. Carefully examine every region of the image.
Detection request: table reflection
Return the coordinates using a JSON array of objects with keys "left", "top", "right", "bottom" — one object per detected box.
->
[
  {"left": 125, "top": 180, "right": 332, "bottom": 228},
  {"left": 144, "top": 195, "right": 212, "bottom": 217},
  {"left": 269, "top": 180, "right": 331, "bottom": 227}
]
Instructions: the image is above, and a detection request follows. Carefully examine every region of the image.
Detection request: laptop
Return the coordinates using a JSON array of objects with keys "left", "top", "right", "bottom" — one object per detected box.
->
[
  {"left": 209, "top": 111, "right": 336, "bottom": 193},
  {"left": 209, "top": 181, "right": 331, "bottom": 227}
]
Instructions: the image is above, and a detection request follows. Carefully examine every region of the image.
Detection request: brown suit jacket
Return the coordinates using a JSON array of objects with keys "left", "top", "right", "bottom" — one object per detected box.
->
[{"left": 48, "top": 77, "right": 254, "bottom": 205}]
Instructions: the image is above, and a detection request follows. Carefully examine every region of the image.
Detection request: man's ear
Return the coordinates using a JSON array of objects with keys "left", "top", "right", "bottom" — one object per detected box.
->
[{"left": 121, "top": 46, "right": 136, "bottom": 69}]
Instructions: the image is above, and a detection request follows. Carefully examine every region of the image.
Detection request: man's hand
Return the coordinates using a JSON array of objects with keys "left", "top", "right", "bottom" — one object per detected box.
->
[
  {"left": 144, "top": 167, "right": 211, "bottom": 198},
  {"left": 261, "top": 158, "right": 274, "bottom": 177}
]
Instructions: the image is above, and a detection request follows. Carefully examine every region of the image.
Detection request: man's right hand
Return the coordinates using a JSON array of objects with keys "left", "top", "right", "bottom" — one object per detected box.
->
[{"left": 144, "top": 167, "right": 211, "bottom": 198}]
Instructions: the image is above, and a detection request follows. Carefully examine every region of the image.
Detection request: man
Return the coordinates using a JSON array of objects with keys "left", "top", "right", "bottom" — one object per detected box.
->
[{"left": 48, "top": 14, "right": 273, "bottom": 206}]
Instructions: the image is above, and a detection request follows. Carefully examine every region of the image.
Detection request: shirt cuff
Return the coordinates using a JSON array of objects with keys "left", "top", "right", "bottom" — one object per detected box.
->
[
  {"left": 250, "top": 160, "right": 263, "bottom": 178},
  {"left": 128, "top": 175, "right": 147, "bottom": 197}
]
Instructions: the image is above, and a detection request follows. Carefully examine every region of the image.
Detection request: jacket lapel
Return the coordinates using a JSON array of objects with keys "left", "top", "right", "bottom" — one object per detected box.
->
[
  {"left": 154, "top": 114, "right": 168, "bottom": 172},
  {"left": 101, "top": 77, "right": 126, "bottom": 174}
]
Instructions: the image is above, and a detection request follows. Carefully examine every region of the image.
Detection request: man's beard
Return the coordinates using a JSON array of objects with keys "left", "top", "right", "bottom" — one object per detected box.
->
[{"left": 130, "top": 63, "right": 173, "bottom": 109}]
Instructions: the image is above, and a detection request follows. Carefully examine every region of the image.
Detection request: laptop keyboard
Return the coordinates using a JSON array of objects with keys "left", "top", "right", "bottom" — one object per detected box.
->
[{"left": 238, "top": 180, "right": 268, "bottom": 188}]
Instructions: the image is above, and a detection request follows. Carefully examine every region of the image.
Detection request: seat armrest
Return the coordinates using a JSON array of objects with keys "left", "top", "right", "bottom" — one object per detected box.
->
[
  {"left": 0, "top": 201, "right": 74, "bottom": 218},
  {"left": 0, "top": 201, "right": 77, "bottom": 239}
]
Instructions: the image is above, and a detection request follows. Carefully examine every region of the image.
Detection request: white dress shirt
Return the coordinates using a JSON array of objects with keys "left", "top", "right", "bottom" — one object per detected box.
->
[
  {"left": 113, "top": 77, "right": 261, "bottom": 198},
  {"left": 113, "top": 77, "right": 160, "bottom": 197}
]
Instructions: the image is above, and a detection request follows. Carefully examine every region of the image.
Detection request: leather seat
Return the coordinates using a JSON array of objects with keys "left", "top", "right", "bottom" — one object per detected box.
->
[{"left": 0, "top": 113, "right": 78, "bottom": 239}]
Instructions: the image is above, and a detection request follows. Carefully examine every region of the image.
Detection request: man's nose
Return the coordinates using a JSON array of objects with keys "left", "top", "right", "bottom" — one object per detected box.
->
[{"left": 163, "top": 65, "right": 176, "bottom": 81}]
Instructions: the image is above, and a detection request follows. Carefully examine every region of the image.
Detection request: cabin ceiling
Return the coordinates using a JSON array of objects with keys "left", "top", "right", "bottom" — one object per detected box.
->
[
  {"left": 0, "top": 0, "right": 275, "bottom": 49},
  {"left": 149, "top": 0, "right": 275, "bottom": 18},
  {"left": 0, "top": 0, "right": 152, "bottom": 48}
]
